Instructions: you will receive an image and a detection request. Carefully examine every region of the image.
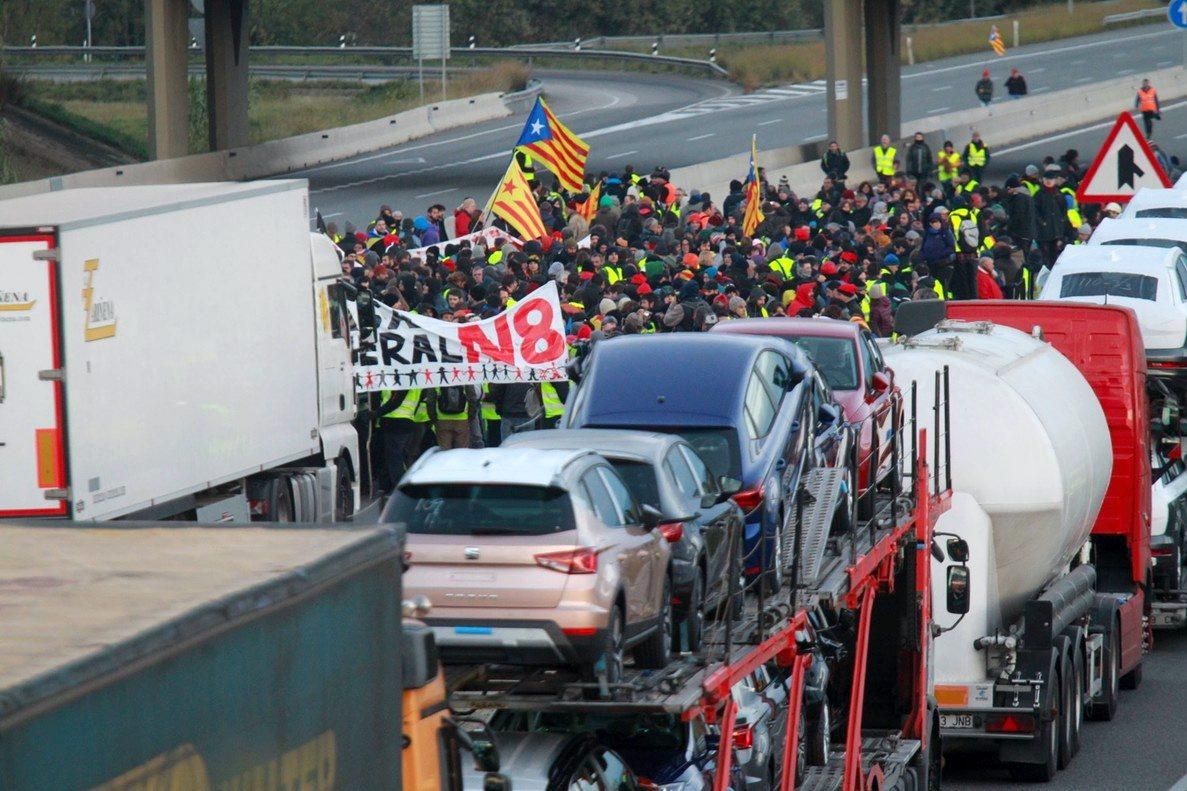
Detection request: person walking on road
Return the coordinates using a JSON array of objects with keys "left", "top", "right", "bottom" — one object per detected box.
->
[
  {"left": 1136, "top": 78, "right": 1161, "bottom": 138},
  {"left": 905, "top": 132, "right": 934, "bottom": 184},
  {"left": 1005, "top": 68, "right": 1028, "bottom": 99},
  {"left": 976, "top": 69, "right": 994, "bottom": 108}
]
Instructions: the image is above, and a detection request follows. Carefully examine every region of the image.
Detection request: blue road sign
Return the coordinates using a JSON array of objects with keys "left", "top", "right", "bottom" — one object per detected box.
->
[{"left": 1170, "top": 0, "right": 1187, "bottom": 30}]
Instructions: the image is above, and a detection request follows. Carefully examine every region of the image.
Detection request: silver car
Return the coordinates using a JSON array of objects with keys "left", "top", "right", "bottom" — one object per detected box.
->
[{"left": 461, "top": 731, "right": 641, "bottom": 790}]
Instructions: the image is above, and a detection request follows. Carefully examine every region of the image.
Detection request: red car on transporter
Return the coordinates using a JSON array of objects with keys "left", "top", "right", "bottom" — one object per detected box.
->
[{"left": 713, "top": 318, "right": 902, "bottom": 518}]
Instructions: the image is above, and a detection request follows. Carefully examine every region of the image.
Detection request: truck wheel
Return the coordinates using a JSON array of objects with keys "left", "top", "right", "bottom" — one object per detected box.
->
[
  {"left": 1087, "top": 623, "right": 1119, "bottom": 721},
  {"left": 272, "top": 476, "right": 294, "bottom": 522},
  {"left": 633, "top": 576, "right": 673, "bottom": 668},
  {"left": 1057, "top": 650, "right": 1075, "bottom": 769},
  {"left": 1069, "top": 645, "right": 1085, "bottom": 758},
  {"left": 1007, "top": 670, "right": 1059, "bottom": 782},
  {"left": 806, "top": 702, "right": 831, "bottom": 766},
  {"left": 334, "top": 459, "right": 354, "bottom": 522},
  {"left": 1120, "top": 660, "right": 1143, "bottom": 690}
]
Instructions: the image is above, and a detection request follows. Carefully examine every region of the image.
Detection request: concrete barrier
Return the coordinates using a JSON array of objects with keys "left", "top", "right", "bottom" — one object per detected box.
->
[
  {"left": 0, "top": 82, "right": 542, "bottom": 200},
  {"left": 671, "top": 67, "right": 1187, "bottom": 203}
]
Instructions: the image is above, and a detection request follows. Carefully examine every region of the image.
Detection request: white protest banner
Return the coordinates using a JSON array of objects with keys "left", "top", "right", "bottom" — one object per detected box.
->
[
  {"left": 355, "top": 281, "right": 569, "bottom": 392},
  {"left": 407, "top": 226, "right": 524, "bottom": 262}
]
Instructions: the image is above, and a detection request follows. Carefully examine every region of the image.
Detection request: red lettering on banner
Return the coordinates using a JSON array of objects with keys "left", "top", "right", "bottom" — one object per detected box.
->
[
  {"left": 514, "top": 298, "right": 565, "bottom": 365},
  {"left": 457, "top": 316, "right": 516, "bottom": 363}
]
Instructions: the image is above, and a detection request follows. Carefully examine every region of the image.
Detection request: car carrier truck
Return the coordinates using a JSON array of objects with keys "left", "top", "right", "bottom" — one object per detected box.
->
[
  {"left": 0, "top": 181, "right": 359, "bottom": 523},
  {"left": 891, "top": 301, "right": 1150, "bottom": 782}
]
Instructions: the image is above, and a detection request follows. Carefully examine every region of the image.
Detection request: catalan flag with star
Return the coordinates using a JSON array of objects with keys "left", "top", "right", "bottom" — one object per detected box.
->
[
  {"left": 489, "top": 158, "right": 547, "bottom": 240},
  {"left": 575, "top": 180, "right": 601, "bottom": 221},
  {"left": 742, "top": 135, "right": 764, "bottom": 237},
  {"left": 516, "top": 97, "right": 590, "bottom": 193}
]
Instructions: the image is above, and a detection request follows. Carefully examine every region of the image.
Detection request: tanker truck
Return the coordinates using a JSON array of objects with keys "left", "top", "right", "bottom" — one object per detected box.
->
[{"left": 885, "top": 302, "right": 1150, "bottom": 782}]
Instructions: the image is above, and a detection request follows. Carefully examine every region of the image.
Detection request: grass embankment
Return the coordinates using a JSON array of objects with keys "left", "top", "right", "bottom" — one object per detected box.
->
[
  {"left": 702, "top": 0, "right": 1163, "bottom": 89},
  {"left": 10, "top": 60, "right": 530, "bottom": 160}
]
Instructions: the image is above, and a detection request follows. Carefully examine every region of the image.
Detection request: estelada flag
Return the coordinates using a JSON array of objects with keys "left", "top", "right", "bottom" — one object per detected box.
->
[
  {"left": 516, "top": 97, "right": 590, "bottom": 193},
  {"left": 489, "top": 158, "right": 547, "bottom": 241},
  {"left": 989, "top": 25, "right": 1005, "bottom": 56},
  {"left": 742, "top": 135, "right": 765, "bottom": 237},
  {"left": 575, "top": 181, "right": 601, "bottom": 221}
]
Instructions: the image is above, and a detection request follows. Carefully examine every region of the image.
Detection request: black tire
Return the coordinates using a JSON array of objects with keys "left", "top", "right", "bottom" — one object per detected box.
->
[
  {"left": 1007, "top": 667, "right": 1059, "bottom": 782},
  {"left": 273, "top": 476, "right": 294, "bottom": 523},
  {"left": 1088, "top": 623, "right": 1119, "bottom": 721},
  {"left": 1057, "top": 650, "right": 1075, "bottom": 769},
  {"left": 858, "top": 436, "right": 878, "bottom": 521},
  {"left": 334, "top": 459, "right": 354, "bottom": 522},
  {"left": 1069, "top": 643, "right": 1085, "bottom": 758},
  {"left": 1120, "top": 660, "right": 1143, "bottom": 690},
  {"left": 796, "top": 704, "right": 808, "bottom": 787},
  {"left": 634, "top": 576, "right": 673, "bottom": 668},
  {"left": 679, "top": 571, "right": 705, "bottom": 653},
  {"left": 582, "top": 603, "right": 624, "bottom": 688},
  {"left": 806, "top": 702, "right": 831, "bottom": 767}
]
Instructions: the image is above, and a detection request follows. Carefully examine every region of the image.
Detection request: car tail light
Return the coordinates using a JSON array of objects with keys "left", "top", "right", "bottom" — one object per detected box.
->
[
  {"left": 730, "top": 485, "right": 765, "bottom": 514},
  {"left": 1150, "top": 360, "right": 1187, "bottom": 369},
  {"left": 732, "top": 722, "right": 755, "bottom": 750},
  {"left": 562, "top": 626, "right": 598, "bottom": 637},
  {"left": 986, "top": 713, "right": 1035, "bottom": 734},
  {"left": 1152, "top": 544, "right": 1176, "bottom": 557},
  {"left": 534, "top": 547, "right": 598, "bottom": 574},
  {"left": 657, "top": 520, "right": 684, "bottom": 543}
]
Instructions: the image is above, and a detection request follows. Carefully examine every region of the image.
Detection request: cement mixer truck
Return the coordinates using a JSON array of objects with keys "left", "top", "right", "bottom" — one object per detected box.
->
[{"left": 887, "top": 301, "right": 1150, "bottom": 782}]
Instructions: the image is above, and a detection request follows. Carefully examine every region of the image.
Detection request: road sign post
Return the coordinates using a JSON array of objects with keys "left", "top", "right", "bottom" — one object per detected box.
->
[
  {"left": 1076, "top": 113, "right": 1171, "bottom": 204},
  {"left": 412, "top": 4, "right": 450, "bottom": 103}
]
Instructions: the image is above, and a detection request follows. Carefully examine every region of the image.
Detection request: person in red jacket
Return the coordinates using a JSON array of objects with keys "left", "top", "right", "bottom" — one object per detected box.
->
[{"left": 976, "top": 255, "right": 1004, "bottom": 300}]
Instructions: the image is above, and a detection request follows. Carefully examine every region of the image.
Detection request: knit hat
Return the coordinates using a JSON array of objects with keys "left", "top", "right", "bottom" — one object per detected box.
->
[
  {"left": 598, "top": 298, "right": 617, "bottom": 315},
  {"left": 884, "top": 253, "right": 901, "bottom": 267},
  {"left": 820, "top": 261, "right": 839, "bottom": 276}
]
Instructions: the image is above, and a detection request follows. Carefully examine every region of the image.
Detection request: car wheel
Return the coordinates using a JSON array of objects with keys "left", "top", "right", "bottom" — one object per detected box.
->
[
  {"left": 582, "top": 603, "right": 624, "bottom": 688},
  {"left": 857, "top": 435, "right": 878, "bottom": 521},
  {"left": 680, "top": 571, "right": 705, "bottom": 653},
  {"left": 634, "top": 576, "right": 673, "bottom": 668}
]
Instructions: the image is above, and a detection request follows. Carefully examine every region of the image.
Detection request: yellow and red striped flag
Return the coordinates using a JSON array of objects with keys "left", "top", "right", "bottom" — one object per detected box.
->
[
  {"left": 742, "top": 135, "right": 765, "bottom": 237},
  {"left": 515, "top": 98, "right": 590, "bottom": 193},
  {"left": 489, "top": 158, "right": 547, "bottom": 240},
  {"left": 989, "top": 25, "right": 1005, "bottom": 56},
  {"left": 576, "top": 180, "right": 601, "bottom": 221}
]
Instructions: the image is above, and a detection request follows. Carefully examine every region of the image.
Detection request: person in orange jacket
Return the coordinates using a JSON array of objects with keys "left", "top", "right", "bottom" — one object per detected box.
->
[{"left": 1135, "top": 78, "right": 1161, "bottom": 139}]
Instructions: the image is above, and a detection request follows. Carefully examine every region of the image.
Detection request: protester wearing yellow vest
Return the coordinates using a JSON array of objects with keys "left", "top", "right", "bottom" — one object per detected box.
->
[
  {"left": 426, "top": 385, "right": 479, "bottom": 450},
  {"left": 376, "top": 388, "right": 429, "bottom": 488},
  {"left": 873, "top": 134, "right": 897, "bottom": 183},
  {"left": 540, "top": 381, "right": 568, "bottom": 428},
  {"left": 937, "top": 141, "right": 962, "bottom": 189},
  {"left": 962, "top": 132, "right": 990, "bottom": 181}
]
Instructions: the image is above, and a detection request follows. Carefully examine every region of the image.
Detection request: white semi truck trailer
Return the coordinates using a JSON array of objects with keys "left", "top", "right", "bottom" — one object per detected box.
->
[{"left": 0, "top": 181, "right": 360, "bottom": 522}]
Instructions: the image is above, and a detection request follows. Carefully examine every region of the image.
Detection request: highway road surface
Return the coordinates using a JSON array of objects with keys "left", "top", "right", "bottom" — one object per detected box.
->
[
  {"left": 946, "top": 628, "right": 1187, "bottom": 791},
  {"left": 293, "top": 23, "right": 1185, "bottom": 226}
]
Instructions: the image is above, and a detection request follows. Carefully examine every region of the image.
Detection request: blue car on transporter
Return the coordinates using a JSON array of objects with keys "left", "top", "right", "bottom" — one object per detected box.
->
[{"left": 564, "top": 333, "right": 852, "bottom": 588}]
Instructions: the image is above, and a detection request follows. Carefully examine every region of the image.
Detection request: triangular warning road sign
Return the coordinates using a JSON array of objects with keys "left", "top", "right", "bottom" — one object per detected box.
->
[{"left": 1077, "top": 113, "right": 1170, "bottom": 204}]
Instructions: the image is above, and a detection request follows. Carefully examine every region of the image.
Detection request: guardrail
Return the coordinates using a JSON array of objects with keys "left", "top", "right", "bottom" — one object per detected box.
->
[
  {"left": 0, "top": 44, "right": 729, "bottom": 77},
  {"left": 1103, "top": 7, "right": 1165, "bottom": 24}
]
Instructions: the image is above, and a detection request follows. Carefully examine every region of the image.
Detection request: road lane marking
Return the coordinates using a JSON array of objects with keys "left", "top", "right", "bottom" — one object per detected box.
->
[
  {"left": 932, "top": 85, "right": 953, "bottom": 92},
  {"left": 804, "top": 133, "right": 827, "bottom": 142},
  {"left": 995, "top": 99, "right": 1187, "bottom": 155},
  {"left": 757, "top": 118, "right": 784, "bottom": 126},
  {"left": 415, "top": 188, "right": 457, "bottom": 199},
  {"left": 605, "top": 150, "right": 638, "bottom": 160},
  {"left": 1174, "top": 132, "right": 1187, "bottom": 139},
  {"left": 1030, "top": 67, "right": 1046, "bottom": 73},
  {"left": 928, "top": 107, "right": 951, "bottom": 113},
  {"left": 687, "top": 133, "right": 716, "bottom": 141},
  {"left": 1074, "top": 77, "right": 1092, "bottom": 83}
]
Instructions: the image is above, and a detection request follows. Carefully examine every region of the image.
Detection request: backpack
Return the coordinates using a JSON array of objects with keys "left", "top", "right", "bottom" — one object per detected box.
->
[
  {"left": 957, "top": 218, "right": 980, "bottom": 253},
  {"left": 437, "top": 386, "right": 467, "bottom": 415}
]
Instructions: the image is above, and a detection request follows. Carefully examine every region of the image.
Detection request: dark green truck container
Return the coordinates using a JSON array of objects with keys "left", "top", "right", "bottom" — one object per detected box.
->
[{"left": 0, "top": 523, "right": 404, "bottom": 790}]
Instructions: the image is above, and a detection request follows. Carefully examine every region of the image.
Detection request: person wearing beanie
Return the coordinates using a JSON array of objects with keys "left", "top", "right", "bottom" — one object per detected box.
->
[
  {"left": 727, "top": 295, "right": 749, "bottom": 319},
  {"left": 976, "top": 69, "right": 994, "bottom": 108}
]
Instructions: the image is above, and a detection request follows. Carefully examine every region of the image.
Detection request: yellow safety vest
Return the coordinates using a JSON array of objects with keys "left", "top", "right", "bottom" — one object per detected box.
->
[
  {"left": 541, "top": 382, "right": 564, "bottom": 419},
  {"left": 1024, "top": 181, "right": 1039, "bottom": 196},
  {"left": 604, "top": 265, "right": 624, "bottom": 285},
  {"left": 937, "top": 152, "right": 961, "bottom": 182},
  {"left": 380, "top": 388, "right": 424, "bottom": 421},
  {"left": 956, "top": 178, "right": 979, "bottom": 195},
  {"left": 874, "top": 146, "right": 897, "bottom": 177},
  {"left": 769, "top": 257, "right": 794, "bottom": 280},
  {"left": 966, "top": 142, "right": 987, "bottom": 167},
  {"left": 949, "top": 208, "right": 979, "bottom": 252},
  {"left": 435, "top": 387, "right": 470, "bottom": 421},
  {"left": 1061, "top": 187, "right": 1083, "bottom": 229},
  {"left": 481, "top": 384, "right": 499, "bottom": 421}
]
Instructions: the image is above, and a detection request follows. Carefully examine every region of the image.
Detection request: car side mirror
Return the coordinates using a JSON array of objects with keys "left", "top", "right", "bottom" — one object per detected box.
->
[
  {"left": 871, "top": 371, "right": 891, "bottom": 394},
  {"left": 719, "top": 476, "right": 743, "bottom": 495},
  {"left": 946, "top": 565, "right": 971, "bottom": 614},
  {"left": 640, "top": 503, "right": 664, "bottom": 529},
  {"left": 947, "top": 537, "right": 970, "bottom": 563}
]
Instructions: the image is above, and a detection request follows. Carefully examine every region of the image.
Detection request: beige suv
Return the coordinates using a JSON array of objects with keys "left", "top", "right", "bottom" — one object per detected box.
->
[{"left": 383, "top": 447, "right": 674, "bottom": 682}]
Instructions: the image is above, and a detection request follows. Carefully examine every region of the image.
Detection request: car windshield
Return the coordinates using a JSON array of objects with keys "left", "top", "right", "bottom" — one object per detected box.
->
[
  {"left": 384, "top": 484, "right": 575, "bottom": 535},
  {"left": 1101, "top": 238, "right": 1187, "bottom": 254},
  {"left": 675, "top": 428, "right": 742, "bottom": 481},
  {"left": 1059, "top": 272, "right": 1159, "bottom": 301},
  {"left": 788, "top": 336, "right": 860, "bottom": 390},
  {"left": 609, "top": 460, "right": 661, "bottom": 508},
  {"left": 1135, "top": 207, "right": 1187, "bottom": 220}
]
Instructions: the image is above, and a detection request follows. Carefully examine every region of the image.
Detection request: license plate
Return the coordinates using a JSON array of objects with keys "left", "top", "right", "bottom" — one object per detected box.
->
[{"left": 940, "top": 714, "right": 975, "bottom": 729}]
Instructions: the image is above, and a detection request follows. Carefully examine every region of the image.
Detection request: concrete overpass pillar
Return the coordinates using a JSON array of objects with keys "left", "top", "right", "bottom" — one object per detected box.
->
[
  {"left": 203, "top": 0, "right": 250, "bottom": 150},
  {"left": 864, "top": 0, "right": 902, "bottom": 145},
  {"left": 145, "top": 0, "right": 189, "bottom": 159},
  {"left": 824, "top": 0, "right": 865, "bottom": 152}
]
